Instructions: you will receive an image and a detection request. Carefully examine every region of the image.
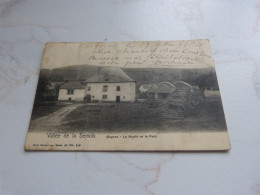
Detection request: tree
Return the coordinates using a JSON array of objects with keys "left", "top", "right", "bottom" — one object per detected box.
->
[
  {"left": 35, "top": 73, "right": 51, "bottom": 102},
  {"left": 194, "top": 73, "right": 219, "bottom": 90}
]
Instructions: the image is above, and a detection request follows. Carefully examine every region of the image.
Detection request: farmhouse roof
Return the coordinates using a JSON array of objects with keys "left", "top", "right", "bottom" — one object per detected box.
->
[
  {"left": 60, "top": 81, "right": 85, "bottom": 89},
  {"left": 85, "top": 66, "right": 135, "bottom": 83}
]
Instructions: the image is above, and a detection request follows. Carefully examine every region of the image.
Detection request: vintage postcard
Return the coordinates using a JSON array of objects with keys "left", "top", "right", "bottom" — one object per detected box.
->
[{"left": 25, "top": 40, "right": 230, "bottom": 151}]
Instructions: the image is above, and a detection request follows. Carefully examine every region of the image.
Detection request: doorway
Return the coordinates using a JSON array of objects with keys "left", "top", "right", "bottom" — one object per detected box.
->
[
  {"left": 116, "top": 96, "right": 120, "bottom": 103},
  {"left": 84, "top": 95, "right": 91, "bottom": 103}
]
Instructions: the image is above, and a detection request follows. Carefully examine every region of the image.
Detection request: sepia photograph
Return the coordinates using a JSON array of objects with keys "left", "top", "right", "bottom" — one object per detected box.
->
[
  {"left": 29, "top": 65, "right": 226, "bottom": 133},
  {"left": 25, "top": 40, "right": 230, "bottom": 151}
]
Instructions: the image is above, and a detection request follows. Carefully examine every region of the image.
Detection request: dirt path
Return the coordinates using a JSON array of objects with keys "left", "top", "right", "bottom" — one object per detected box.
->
[{"left": 29, "top": 104, "right": 81, "bottom": 131}]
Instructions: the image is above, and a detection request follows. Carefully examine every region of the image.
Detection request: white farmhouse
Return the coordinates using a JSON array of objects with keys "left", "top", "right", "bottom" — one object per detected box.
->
[
  {"left": 58, "top": 66, "right": 136, "bottom": 103},
  {"left": 58, "top": 81, "right": 86, "bottom": 101}
]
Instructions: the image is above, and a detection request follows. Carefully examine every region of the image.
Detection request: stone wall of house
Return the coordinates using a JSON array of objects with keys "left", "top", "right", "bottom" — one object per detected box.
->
[
  {"left": 85, "top": 82, "right": 136, "bottom": 102},
  {"left": 58, "top": 89, "right": 85, "bottom": 101}
]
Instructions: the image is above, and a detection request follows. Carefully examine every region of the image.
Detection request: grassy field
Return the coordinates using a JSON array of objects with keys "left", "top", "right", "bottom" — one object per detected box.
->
[
  {"left": 31, "top": 105, "right": 65, "bottom": 119},
  {"left": 30, "top": 96, "right": 227, "bottom": 133},
  {"left": 59, "top": 98, "right": 227, "bottom": 132}
]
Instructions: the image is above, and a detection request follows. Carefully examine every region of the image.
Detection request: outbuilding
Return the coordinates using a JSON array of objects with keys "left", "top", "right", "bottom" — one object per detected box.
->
[{"left": 58, "top": 81, "right": 86, "bottom": 101}]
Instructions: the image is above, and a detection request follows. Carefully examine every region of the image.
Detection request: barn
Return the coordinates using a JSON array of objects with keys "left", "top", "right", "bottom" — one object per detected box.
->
[{"left": 58, "top": 66, "right": 136, "bottom": 103}]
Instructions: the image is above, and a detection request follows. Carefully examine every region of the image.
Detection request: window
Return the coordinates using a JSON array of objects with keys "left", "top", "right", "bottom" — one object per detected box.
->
[
  {"left": 102, "top": 95, "right": 107, "bottom": 99},
  {"left": 116, "top": 86, "right": 120, "bottom": 91},
  {"left": 67, "top": 89, "right": 74, "bottom": 94},
  {"left": 103, "top": 85, "right": 108, "bottom": 92},
  {"left": 87, "top": 87, "right": 91, "bottom": 91}
]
